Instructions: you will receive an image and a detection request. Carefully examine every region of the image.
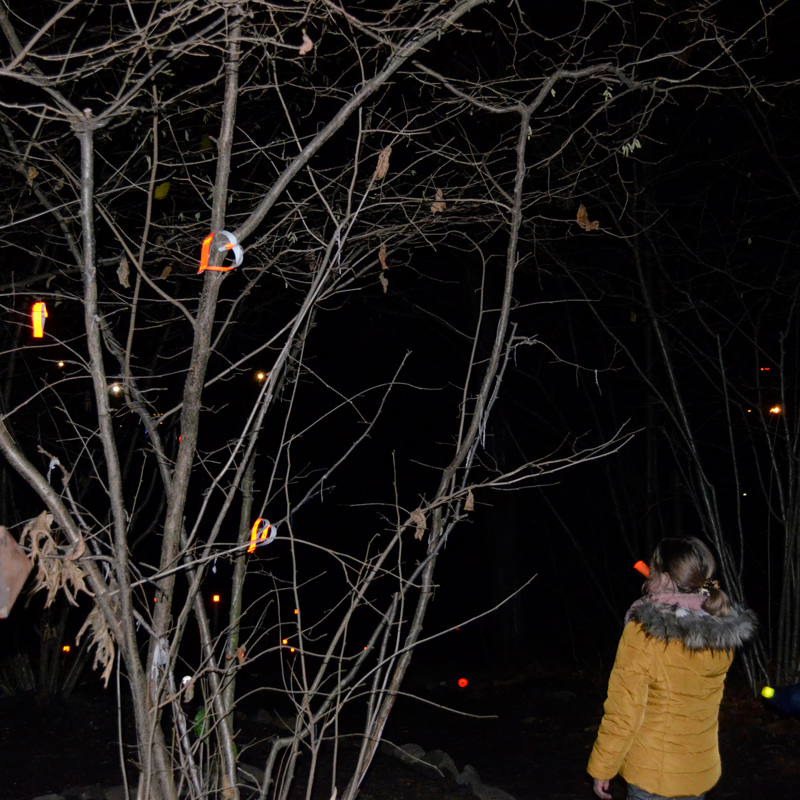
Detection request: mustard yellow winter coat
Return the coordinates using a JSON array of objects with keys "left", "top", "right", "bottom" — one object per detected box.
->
[{"left": 587, "top": 599, "right": 756, "bottom": 797}]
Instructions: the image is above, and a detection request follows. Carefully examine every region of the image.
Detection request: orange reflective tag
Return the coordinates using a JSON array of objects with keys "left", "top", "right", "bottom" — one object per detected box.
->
[
  {"left": 248, "top": 518, "right": 274, "bottom": 553},
  {"left": 32, "top": 302, "right": 48, "bottom": 338}
]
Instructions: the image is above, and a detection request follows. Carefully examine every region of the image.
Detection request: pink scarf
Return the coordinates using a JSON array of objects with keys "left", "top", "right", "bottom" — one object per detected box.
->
[{"left": 625, "top": 591, "right": 707, "bottom": 623}]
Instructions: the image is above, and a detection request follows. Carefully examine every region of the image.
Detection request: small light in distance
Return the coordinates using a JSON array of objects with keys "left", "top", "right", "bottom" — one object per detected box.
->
[
  {"left": 762, "top": 686, "right": 775, "bottom": 699},
  {"left": 256, "top": 371, "right": 266, "bottom": 383},
  {"left": 282, "top": 638, "right": 289, "bottom": 645},
  {"left": 742, "top": 492, "right": 747, "bottom": 497},
  {"left": 457, "top": 678, "right": 468, "bottom": 688},
  {"left": 212, "top": 594, "right": 220, "bottom": 604},
  {"left": 109, "top": 383, "right": 122, "bottom": 395},
  {"left": 57, "top": 361, "right": 65, "bottom": 368},
  {"left": 769, "top": 405, "right": 782, "bottom": 415},
  {"left": 294, "top": 608, "right": 298, "bottom": 615},
  {"left": 290, "top": 647, "right": 296, "bottom": 653},
  {"left": 760, "top": 367, "right": 771, "bottom": 371},
  {"left": 62, "top": 645, "right": 71, "bottom": 653}
]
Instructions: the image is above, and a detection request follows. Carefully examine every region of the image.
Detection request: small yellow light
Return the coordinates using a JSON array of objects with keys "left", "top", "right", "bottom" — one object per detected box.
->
[
  {"left": 282, "top": 638, "right": 289, "bottom": 645},
  {"left": 769, "top": 405, "right": 782, "bottom": 415},
  {"left": 62, "top": 645, "right": 71, "bottom": 653},
  {"left": 294, "top": 608, "right": 298, "bottom": 615},
  {"left": 762, "top": 686, "right": 775, "bottom": 699},
  {"left": 212, "top": 594, "right": 220, "bottom": 603},
  {"left": 256, "top": 371, "right": 266, "bottom": 382},
  {"left": 57, "top": 361, "right": 65, "bottom": 368},
  {"left": 290, "top": 647, "right": 295, "bottom": 653},
  {"left": 110, "top": 383, "right": 122, "bottom": 395}
]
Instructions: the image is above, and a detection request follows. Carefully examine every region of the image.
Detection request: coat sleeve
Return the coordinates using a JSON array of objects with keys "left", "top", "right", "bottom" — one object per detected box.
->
[{"left": 587, "top": 622, "right": 654, "bottom": 781}]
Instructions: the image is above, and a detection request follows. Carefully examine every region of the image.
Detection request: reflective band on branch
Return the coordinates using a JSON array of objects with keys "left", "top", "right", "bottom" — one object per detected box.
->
[
  {"left": 31, "top": 302, "right": 48, "bottom": 337},
  {"left": 198, "top": 230, "right": 244, "bottom": 273},
  {"left": 248, "top": 518, "right": 277, "bottom": 553}
]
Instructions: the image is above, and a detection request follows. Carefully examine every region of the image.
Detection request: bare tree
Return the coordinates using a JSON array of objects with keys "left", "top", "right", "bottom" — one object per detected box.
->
[{"left": 0, "top": 1, "right": 786, "bottom": 798}]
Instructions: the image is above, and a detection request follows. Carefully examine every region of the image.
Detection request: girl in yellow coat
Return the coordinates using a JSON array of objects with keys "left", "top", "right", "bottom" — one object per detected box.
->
[{"left": 588, "top": 538, "right": 756, "bottom": 800}]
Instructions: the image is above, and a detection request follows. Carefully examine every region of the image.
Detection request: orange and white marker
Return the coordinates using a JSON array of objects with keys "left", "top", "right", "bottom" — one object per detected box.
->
[
  {"left": 32, "top": 301, "right": 48, "bottom": 337},
  {"left": 198, "top": 230, "right": 243, "bottom": 273},
  {"left": 248, "top": 518, "right": 277, "bottom": 553}
]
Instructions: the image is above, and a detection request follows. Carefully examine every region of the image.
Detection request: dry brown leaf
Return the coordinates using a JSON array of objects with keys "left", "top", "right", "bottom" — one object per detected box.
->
[
  {"left": 374, "top": 146, "right": 392, "bottom": 181},
  {"left": 183, "top": 676, "right": 196, "bottom": 703},
  {"left": 76, "top": 604, "right": 115, "bottom": 687},
  {"left": 221, "top": 774, "right": 236, "bottom": 800},
  {"left": 378, "top": 243, "right": 388, "bottom": 270},
  {"left": 576, "top": 203, "right": 599, "bottom": 231},
  {"left": 160, "top": 265, "right": 173, "bottom": 280},
  {"left": 299, "top": 32, "right": 314, "bottom": 56},
  {"left": 237, "top": 645, "right": 247, "bottom": 665},
  {"left": 117, "top": 257, "right": 130, "bottom": 289},
  {"left": 27, "top": 166, "right": 38, "bottom": 186},
  {"left": 465, "top": 488, "right": 474, "bottom": 512},
  {"left": 21, "top": 511, "right": 92, "bottom": 608},
  {"left": 379, "top": 273, "right": 389, "bottom": 294},
  {"left": 410, "top": 508, "right": 426, "bottom": 540},
  {"left": 431, "top": 188, "right": 446, "bottom": 215},
  {"left": 630, "top": 311, "right": 637, "bottom": 323}
]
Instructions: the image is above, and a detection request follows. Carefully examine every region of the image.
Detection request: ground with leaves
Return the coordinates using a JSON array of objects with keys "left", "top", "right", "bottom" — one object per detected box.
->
[{"left": 1, "top": 661, "right": 798, "bottom": 800}]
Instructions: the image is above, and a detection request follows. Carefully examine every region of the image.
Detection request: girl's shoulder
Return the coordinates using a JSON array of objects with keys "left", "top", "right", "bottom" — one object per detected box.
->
[{"left": 626, "top": 598, "right": 757, "bottom": 651}]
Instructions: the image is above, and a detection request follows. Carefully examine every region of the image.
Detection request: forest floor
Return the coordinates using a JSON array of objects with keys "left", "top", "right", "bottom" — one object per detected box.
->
[{"left": 1, "top": 659, "right": 798, "bottom": 800}]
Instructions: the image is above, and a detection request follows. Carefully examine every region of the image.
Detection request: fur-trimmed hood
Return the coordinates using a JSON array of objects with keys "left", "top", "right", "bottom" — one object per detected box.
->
[{"left": 627, "top": 598, "right": 757, "bottom": 651}]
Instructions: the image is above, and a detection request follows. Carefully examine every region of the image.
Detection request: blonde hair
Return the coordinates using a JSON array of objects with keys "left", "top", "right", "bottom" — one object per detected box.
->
[{"left": 645, "top": 537, "right": 731, "bottom": 617}]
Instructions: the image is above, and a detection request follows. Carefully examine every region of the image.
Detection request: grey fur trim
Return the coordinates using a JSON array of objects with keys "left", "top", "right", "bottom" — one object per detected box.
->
[{"left": 628, "top": 600, "right": 757, "bottom": 651}]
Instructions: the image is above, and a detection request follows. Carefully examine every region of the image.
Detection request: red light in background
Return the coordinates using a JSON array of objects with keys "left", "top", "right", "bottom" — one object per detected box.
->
[
  {"left": 457, "top": 678, "right": 468, "bottom": 688},
  {"left": 761, "top": 367, "right": 771, "bottom": 371},
  {"left": 282, "top": 638, "right": 289, "bottom": 645},
  {"left": 62, "top": 645, "right": 71, "bottom": 653},
  {"left": 212, "top": 594, "right": 220, "bottom": 603}
]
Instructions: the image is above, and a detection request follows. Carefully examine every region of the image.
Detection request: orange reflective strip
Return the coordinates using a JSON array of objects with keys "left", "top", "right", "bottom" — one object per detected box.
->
[
  {"left": 197, "top": 232, "right": 214, "bottom": 273},
  {"left": 249, "top": 518, "right": 267, "bottom": 553},
  {"left": 198, "top": 231, "right": 236, "bottom": 273},
  {"left": 32, "top": 302, "right": 48, "bottom": 337}
]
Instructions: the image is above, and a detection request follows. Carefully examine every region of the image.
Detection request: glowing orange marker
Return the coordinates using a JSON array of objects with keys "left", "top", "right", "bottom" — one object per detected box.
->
[
  {"left": 248, "top": 518, "right": 277, "bottom": 553},
  {"left": 32, "top": 301, "right": 48, "bottom": 337},
  {"left": 62, "top": 645, "right": 71, "bottom": 653},
  {"left": 212, "top": 594, "right": 220, "bottom": 604},
  {"left": 457, "top": 678, "right": 468, "bottom": 688},
  {"left": 633, "top": 560, "right": 650, "bottom": 578},
  {"left": 198, "top": 230, "right": 243, "bottom": 273}
]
